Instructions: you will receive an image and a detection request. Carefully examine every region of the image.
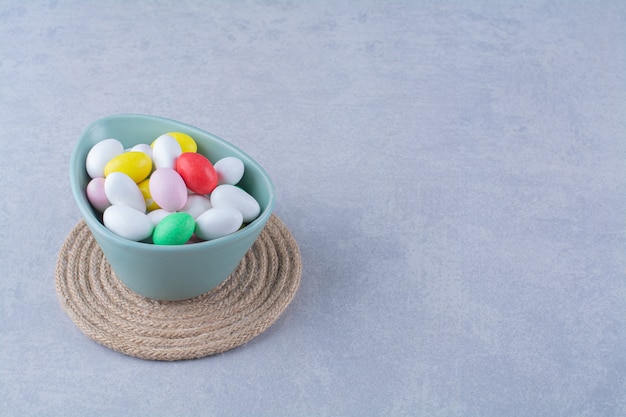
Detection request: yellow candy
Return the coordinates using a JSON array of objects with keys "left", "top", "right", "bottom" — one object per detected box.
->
[
  {"left": 167, "top": 132, "right": 197, "bottom": 153},
  {"left": 138, "top": 178, "right": 160, "bottom": 212},
  {"left": 104, "top": 151, "right": 152, "bottom": 183}
]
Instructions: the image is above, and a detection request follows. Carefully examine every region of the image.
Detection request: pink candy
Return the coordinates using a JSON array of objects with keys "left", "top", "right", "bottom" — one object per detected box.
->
[
  {"left": 149, "top": 168, "right": 188, "bottom": 212},
  {"left": 86, "top": 177, "right": 110, "bottom": 212}
]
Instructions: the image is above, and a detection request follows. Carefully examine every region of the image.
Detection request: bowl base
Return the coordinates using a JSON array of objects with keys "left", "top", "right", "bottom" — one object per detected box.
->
[{"left": 55, "top": 215, "right": 301, "bottom": 361}]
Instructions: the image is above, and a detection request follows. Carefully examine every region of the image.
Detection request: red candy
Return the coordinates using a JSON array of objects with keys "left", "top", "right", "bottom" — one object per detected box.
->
[{"left": 175, "top": 152, "right": 218, "bottom": 194}]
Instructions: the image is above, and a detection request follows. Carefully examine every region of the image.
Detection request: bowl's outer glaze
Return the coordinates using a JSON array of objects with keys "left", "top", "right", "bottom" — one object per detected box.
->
[{"left": 70, "top": 114, "right": 275, "bottom": 300}]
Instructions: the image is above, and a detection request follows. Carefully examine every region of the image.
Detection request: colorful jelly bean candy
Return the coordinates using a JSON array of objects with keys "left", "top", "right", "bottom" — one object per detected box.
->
[
  {"left": 86, "top": 177, "right": 110, "bottom": 212},
  {"left": 104, "top": 172, "right": 146, "bottom": 212},
  {"left": 152, "top": 212, "right": 195, "bottom": 245},
  {"left": 214, "top": 156, "right": 244, "bottom": 185},
  {"left": 104, "top": 151, "right": 152, "bottom": 183},
  {"left": 167, "top": 132, "right": 197, "bottom": 153},
  {"left": 210, "top": 184, "right": 260, "bottom": 223},
  {"left": 152, "top": 134, "right": 182, "bottom": 169},
  {"left": 103, "top": 205, "right": 154, "bottom": 241},
  {"left": 181, "top": 194, "right": 212, "bottom": 219},
  {"left": 86, "top": 138, "right": 123, "bottom": 178},
  {"left": 85, "top": 134, "right": 259, "bottom": 245},
  {"left": 175, "top": 152, "right": 218, "bottom": 195},
  {"left": 195, "top": 207, "right": 243, "bottom": 241},
  {"left": 149, "top": 168, "right": 188, "bottom": 212}
]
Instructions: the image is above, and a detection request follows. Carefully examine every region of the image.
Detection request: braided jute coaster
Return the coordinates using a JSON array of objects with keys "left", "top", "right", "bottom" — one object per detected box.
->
[{"left": 55, "top": 215, "right": 301, "bottom": 361}]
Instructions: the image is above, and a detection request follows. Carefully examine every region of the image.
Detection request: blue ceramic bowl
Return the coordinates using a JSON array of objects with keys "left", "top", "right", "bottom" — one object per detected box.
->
[{"left": 70, "top": 114, "right": 275, "bottom": 300}]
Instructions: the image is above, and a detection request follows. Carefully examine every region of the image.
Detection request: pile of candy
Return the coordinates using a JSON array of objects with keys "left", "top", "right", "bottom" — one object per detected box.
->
[{"left": 85, "top": 132, "right": 260, "bottom": 245}]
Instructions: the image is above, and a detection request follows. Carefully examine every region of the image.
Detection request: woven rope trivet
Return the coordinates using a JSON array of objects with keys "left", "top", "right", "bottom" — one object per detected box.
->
[{"left": 55, "top": 215, "right": 301, "bottom": 361}]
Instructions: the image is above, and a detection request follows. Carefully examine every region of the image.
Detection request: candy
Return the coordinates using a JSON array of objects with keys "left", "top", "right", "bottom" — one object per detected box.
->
[
  {"left": 104, "top": 151, "right": 152, "bottom": 183},
  {"left": 175, "top": 152, "right": 218, "bottom": 194},
  {"left": 210, "top": 184, "right": 260, "bottom": 223},
  {"left": 103, "top": 205, "right": 154, "bottom": 241},
  {"left": 86, "top": 138, "right": 123, "bottom": 178},
  {"left": 138, "top": 178, "right": 160, "bottom": 212},
  {"left": 104, "top": 172, "right": 146, "bottom": 212},
  {"left": 85, "top": 135, "right": 259, "bottom": 244},
  {"left": 167, "top": 132, "right": 197, "bottom": 153},
  {"left": 152, "top": 212, "right": 195, "bottom": 245},
  {"left": 181, "top": 194, "right": 212, "bottom": 219},
  {"left": 214, "top": 156, "right": 244, "bottom": 185},
  {"left": 147, "top": 208, "right": 172, "bottom": 225},
  {"left": 86, "top": 177, "right": 110, "bottom": 212},
  {"left": 151, "top": 134, "right": 182, "bottom": 169},
  {"left": 130, "top": 143, "right": 153, "bottom": 159},
  {"left": 195, "top": 207, "right": 243, "bottom": 241},
  {"left": 149, "top": 168, "right": 188, "bottom": 212}
]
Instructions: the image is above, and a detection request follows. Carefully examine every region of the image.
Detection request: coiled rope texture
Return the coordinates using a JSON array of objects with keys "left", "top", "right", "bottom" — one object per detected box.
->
[{"left": 55, "top": 215, "right": 301, "bottom": 361}]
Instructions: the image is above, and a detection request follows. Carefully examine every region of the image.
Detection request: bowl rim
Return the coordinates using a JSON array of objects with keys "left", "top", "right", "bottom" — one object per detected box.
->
[{"left": 70, "top": 113, "right": 275, "bottom": 252}]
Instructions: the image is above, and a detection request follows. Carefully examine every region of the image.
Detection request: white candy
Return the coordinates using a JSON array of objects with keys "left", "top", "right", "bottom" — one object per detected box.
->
[
  {"left": 195, "top": 207, "right": 243, "bottom": 240},
  {"left": 181, "top": 194, "right": 212, "bottom": 219},
  {"left": 152, "top": 134, "right": 182, "bottom": 169},
  {"left": 130, "top": 143, "right": 153, "bottom": 159},
  {"left": 210, "top": 184, "right": 260, "bottom": 223},
  {"left": 214, "top": 156, "right": 244, "bottom": 185},
  {"left": 86, "top": 138, "right": 123, "bottom": 178},
  {"left": 103, "top": 205, "right": 154, "bottom": 241},
  {"left": 147, "top": 208, "right": 172, "bottom": 226},
  {"left": 104, "top": 172, "right": 146, "bottom": 212}
]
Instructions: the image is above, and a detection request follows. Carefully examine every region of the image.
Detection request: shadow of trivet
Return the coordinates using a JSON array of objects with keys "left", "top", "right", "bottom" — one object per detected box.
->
[{"left": 55, "top": 215, "right": 301, "bottom": 361}]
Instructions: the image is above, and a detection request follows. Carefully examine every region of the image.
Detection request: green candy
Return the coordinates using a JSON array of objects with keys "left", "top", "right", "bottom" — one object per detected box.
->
[{"left": 152, "top": 212, "right": 195, "bottom": 245}]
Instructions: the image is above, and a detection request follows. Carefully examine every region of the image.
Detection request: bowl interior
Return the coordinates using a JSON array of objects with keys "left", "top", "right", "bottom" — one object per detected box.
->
[{"left": 70, "top": 114, "right": 275, "bottom": 250}]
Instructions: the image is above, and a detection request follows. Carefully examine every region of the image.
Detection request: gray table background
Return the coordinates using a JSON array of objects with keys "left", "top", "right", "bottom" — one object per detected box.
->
[{"left": 1, "top": 1, "right": 624, "bottom": 416}]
